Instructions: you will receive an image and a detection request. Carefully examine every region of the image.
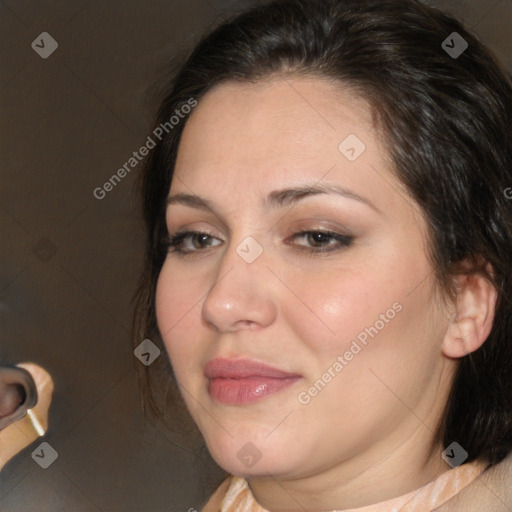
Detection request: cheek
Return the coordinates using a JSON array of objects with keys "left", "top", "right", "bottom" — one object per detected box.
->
[
  {"left": 289, "top": 270, "right": 439, "bottom": 428},
  {"left": 288, "top": 251, "right": 437, "bottom": 374},
  {"left": 284, "top": 265, "right": 397, "bottom": 358},
  {"left": 155, "top": 262, "right": 204, "bottom": 373}
]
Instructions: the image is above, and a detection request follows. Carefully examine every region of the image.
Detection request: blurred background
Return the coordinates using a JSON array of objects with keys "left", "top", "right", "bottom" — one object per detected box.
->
[{"left": 0, "top": 0, "right": 510, "bottom": 510}]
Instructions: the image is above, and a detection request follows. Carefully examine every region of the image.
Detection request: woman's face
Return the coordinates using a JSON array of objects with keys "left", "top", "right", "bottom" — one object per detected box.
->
[{"left": 155, "top": 77, "right": 455, "bottom": 481}]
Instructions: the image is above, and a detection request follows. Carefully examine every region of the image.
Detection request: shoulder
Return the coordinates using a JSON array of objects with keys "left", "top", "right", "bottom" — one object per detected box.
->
[{"left": 436, "top": 452, "right": 512, "bottom": 512}]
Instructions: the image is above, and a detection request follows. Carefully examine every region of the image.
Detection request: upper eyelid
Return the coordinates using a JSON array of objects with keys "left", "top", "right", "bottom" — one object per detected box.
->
[
  {"left": 164, "top": 202, "right": 372, "bottom": 240},
  {"left": 164, "top": 200, "right": 364, "bottom": 237},
  {"left": 166, "top": 216, "right": 354, "bottom": 236},
  {"left": 166, "top": 226, "right": 350, "bottom": 239}
]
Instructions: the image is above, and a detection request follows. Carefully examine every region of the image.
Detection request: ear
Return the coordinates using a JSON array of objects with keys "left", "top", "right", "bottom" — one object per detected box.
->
[{"left": 442, "top": 262, "right": 498, "bottom": 358}]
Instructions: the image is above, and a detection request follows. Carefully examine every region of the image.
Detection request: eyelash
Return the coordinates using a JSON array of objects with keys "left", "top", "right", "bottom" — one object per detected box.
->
[{"left": 161, "top": 229, "right": 353, "bottom": 256}]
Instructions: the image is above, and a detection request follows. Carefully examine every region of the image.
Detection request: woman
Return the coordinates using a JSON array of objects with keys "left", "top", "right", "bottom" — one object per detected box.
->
[{"left": 133, "top": 0, "right": 512, "bottom": 510}]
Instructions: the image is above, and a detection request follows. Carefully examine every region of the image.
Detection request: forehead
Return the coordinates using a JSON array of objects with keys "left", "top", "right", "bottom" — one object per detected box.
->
[{"left": 174, "top": 76, "right": 382, "bottom": 180}]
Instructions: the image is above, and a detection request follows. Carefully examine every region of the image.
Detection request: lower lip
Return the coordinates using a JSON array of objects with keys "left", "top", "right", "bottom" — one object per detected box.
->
[{"left": 208, "top": 376, "right": 301, "bottom": 405}]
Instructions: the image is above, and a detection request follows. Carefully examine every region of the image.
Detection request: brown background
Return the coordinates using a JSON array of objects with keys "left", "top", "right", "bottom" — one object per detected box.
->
[{"left": 1, "top": 0, "right": 510, "bottom": 510}]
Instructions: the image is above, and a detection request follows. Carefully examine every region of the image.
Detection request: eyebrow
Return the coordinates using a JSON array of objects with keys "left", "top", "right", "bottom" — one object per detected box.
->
[{"left": 166, "top": 183, "right": 382, "bottom": 215}]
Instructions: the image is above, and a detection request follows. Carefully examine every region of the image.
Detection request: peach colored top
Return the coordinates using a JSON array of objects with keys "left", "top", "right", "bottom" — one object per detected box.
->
[{"left": 201, "top": 459, "right": 489, "bottom": 512}]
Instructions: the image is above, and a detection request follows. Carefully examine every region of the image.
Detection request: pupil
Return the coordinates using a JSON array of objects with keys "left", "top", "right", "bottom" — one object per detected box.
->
[{"left": 311, "top": 232, "right": 326, "bottom": 245}]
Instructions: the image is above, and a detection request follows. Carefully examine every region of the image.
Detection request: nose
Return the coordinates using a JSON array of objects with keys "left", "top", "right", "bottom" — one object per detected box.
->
[{"left": 201, "top": 236, "right": 277, "bottom": 333}]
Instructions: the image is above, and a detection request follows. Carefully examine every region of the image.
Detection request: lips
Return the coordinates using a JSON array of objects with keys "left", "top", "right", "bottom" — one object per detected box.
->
[
  {"left": 204, "top": 358, "right": 300, "bottom": 379},
  {"left": 204, "top": 358, "right": 302, "bottom": 405}
]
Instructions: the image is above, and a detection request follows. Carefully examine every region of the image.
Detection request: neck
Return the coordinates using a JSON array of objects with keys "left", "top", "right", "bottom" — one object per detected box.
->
[{"left": 247, "top": 428, "right": 450, "bottom": 511}]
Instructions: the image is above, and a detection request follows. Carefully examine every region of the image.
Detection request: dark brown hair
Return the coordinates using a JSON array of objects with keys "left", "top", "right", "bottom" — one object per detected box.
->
[{"left": 133, "top": 0, "right": 512, "bottom": 466}]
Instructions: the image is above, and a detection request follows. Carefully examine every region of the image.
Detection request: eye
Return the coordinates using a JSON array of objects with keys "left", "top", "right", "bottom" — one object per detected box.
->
[
  {"left": 288, "top": 230, "right": 353, "bottom": 253},
  {"left": 162, "top": 230, "right": 221, "bottom": 255},
  {"left": 162, "top": 228, "right": 353, "bottom": 257}
]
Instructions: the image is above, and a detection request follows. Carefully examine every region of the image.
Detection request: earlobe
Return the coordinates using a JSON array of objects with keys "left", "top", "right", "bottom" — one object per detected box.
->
[{"left": 442, "top": 265, "right": 498, "bottom": 359}]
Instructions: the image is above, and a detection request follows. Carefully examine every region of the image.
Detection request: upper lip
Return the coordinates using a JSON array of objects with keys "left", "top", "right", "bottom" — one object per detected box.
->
[{"left": 204, "top": 358, "right": 301, "bottom": 379}]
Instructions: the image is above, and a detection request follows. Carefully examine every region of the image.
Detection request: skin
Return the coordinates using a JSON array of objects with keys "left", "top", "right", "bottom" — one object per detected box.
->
[{"left": 155, "top": 76, "right": 497, "bottom": 511}]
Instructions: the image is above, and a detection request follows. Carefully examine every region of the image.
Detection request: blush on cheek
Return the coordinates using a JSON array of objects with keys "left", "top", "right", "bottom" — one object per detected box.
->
[
  {"left": 155, "top": 275, "right": 203, "bottom": 368},
  {"left": 155, "top": 271, "right": 188, "bottom": 332}
]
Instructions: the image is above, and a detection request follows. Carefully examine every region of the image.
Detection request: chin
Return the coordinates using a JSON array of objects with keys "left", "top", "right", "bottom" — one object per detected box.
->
[
  {"left": 214, "top": 452, "right": 295, "bottom": 479},
  {"left": 203, "top": 430, "right": 301, "bottom": 477}
]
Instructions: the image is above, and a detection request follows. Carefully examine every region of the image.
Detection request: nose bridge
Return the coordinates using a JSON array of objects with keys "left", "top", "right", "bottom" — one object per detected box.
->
[
  {"left": 213, "top": 215, "right": 268, "bottom": 283},
  {"left": 201, "top": 231, "right": 274, "bottom": 331}
]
